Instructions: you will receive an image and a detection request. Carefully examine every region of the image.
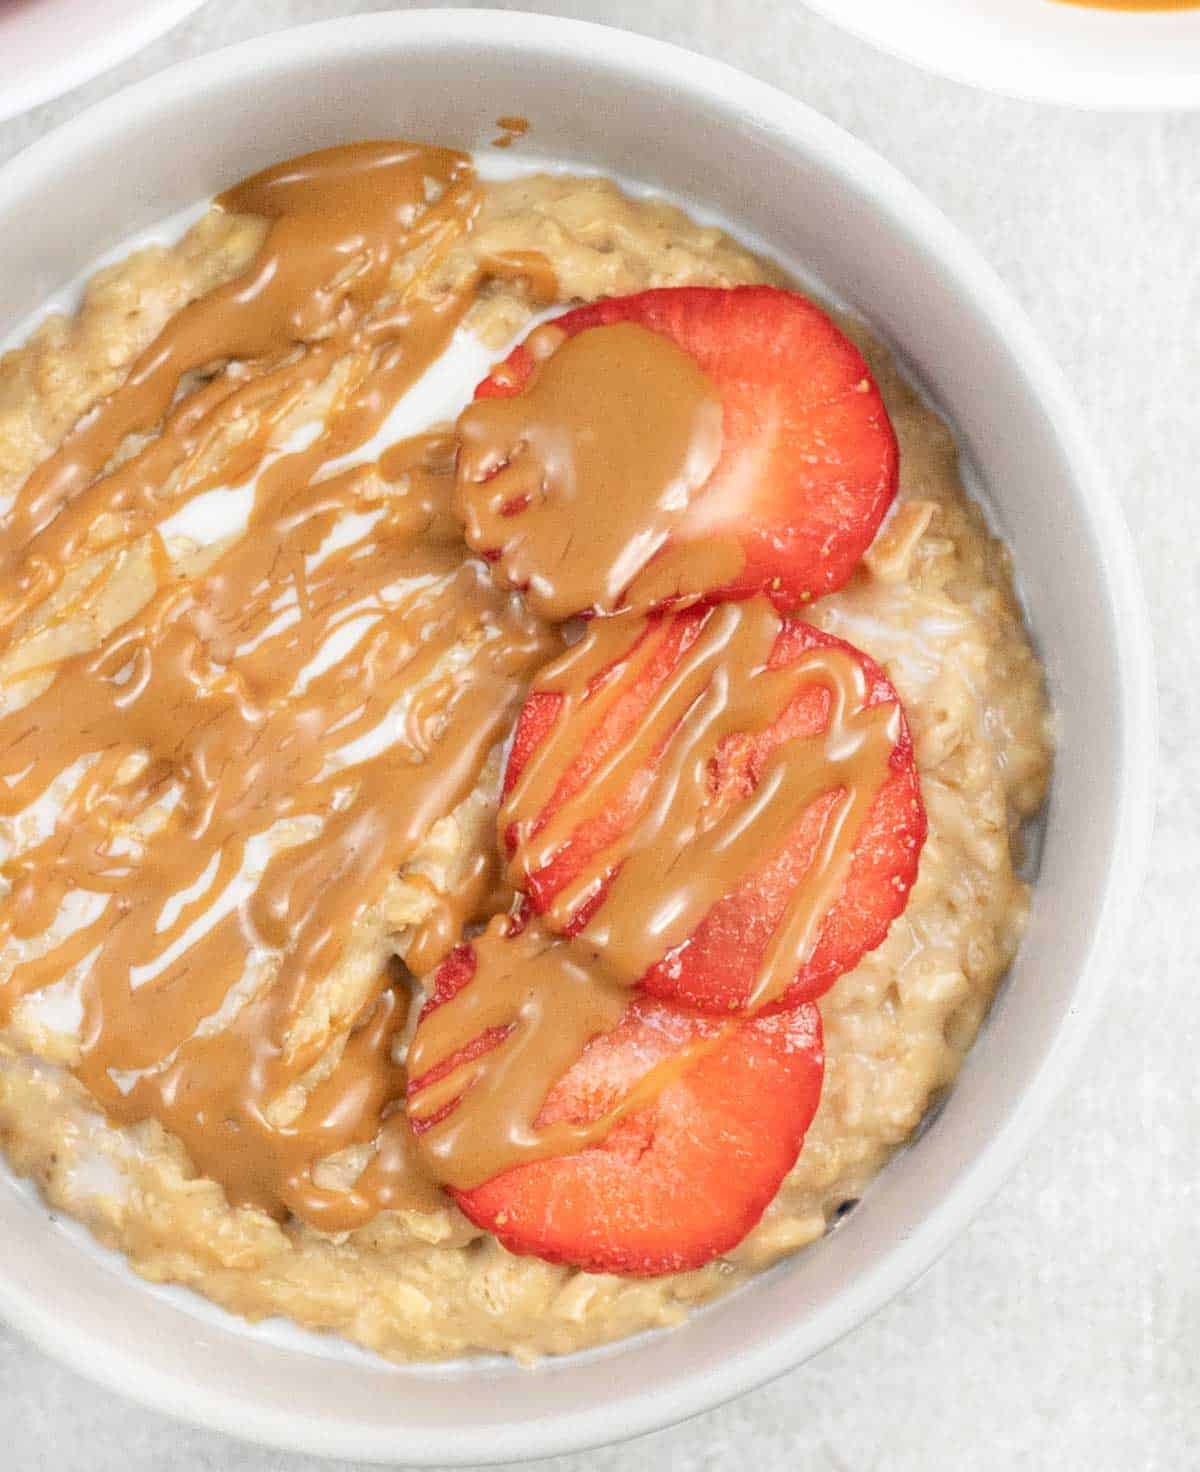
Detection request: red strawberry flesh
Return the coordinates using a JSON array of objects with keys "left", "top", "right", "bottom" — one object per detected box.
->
[
  {"left": 408, "top": 927, "right": 824, "bottom": 1276},
  {"left": 462, "top": 285, "right": 898, "bottom": 617}
]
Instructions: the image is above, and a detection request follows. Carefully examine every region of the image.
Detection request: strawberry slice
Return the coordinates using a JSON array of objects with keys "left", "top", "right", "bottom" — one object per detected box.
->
[
  {"left": 408, "top": 927, "right": 824, "bottom": 1275},
  {"left": 502, "top": 605, "right": 926, "bottom": 1012},
  {"left": 466, "top": 285, "right": 898, "bottom": 615}
]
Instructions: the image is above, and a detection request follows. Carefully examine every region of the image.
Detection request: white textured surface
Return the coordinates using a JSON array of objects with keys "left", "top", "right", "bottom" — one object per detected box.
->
[{"left": 0, "top": 2, "right": 1193, "bottom": 1468}]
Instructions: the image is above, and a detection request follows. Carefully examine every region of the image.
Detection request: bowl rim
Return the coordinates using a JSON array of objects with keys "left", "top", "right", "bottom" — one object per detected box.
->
[
  {"left": 797, "top": 0, "right": 1200, "bottom": 110},
  {"left": 0, "top": 0, "right": 208, "bottom": 126},
  {"left": 0, "top": 9, "right": 1157, "bottom": 1463}
]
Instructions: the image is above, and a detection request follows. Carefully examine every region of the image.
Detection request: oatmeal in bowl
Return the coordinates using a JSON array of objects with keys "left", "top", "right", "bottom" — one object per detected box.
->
[
  {"left": 0, "top": 13, "right": 1153, "bottom": 1462},
  {"left": 0, "top": 135, "right": 1051, "bottom": 1363}
]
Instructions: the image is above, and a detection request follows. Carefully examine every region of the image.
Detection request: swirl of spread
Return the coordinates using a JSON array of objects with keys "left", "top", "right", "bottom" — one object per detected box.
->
[{"left": 0, "top": 142, "right": 911, "bottom": 1239}]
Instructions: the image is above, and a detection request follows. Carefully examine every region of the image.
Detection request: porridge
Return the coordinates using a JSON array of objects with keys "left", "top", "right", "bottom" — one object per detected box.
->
[{"left": 0, "top": 140, "right": 1051, "bottom": 1361}]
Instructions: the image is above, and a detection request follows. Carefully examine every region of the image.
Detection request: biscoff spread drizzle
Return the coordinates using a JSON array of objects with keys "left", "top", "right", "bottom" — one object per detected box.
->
[
  {"left": 504, "top": 600, "right": 899, "bottom": 1004},
  {"left": 455, "top": 322, "right": 729, "bottom": 619},
  {"left": 0, "top": 142, "right": 556, "bottom": 1229},
  {"left": 0, "top": 142, "right": 905, "bottom": 1233},
  {"left": 490, "top": 115, "right": 531, "bottom": 150},
  {"left": 1, "top": 143, "right": 475, "bottom": 610},
  {"left": 407, "top": 598, "right": 899, "bottom": 1190},
  {"left": 407, "top": 914, "right": 731, "bottom": 1192}
]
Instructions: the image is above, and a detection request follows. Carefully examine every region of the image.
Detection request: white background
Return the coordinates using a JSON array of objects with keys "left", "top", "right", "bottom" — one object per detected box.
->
[{"left": 0, "top": 3, "right": 1195, "bottom": 1468}]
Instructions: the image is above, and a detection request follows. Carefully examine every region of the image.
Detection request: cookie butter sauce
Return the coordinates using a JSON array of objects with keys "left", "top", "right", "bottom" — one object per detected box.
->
[
  {"left": 407, "top": 598, "right": 899, "bottom": 1192},
  {"left": 456, "top": 321, "right": 725, "bottom": 618},
  {"left": 0, "top": 142, "right": 556, "bottom": 1230},
  {"left": 0, "top": 139, "right": 897, "bottom": 1237},
  {"left": 503, "top": 601, "right": 897, "bottom": 1003}
]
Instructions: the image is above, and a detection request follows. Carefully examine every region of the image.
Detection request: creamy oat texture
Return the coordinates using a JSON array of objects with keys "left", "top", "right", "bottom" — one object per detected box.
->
[{"left": 0, "top": 172, "right": 1051, "bottom": 1361}]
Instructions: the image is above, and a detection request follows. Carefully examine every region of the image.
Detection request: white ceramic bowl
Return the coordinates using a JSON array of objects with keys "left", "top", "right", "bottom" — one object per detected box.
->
[
  {"left": 799, "top": 0, "right": 1200, "bottom": 109},
  {"left": 0, "top": 11, "right": 1154, "bottom": 1464},
  {"left": 0, "top": 0, "right": 208, "bottom": 124}
]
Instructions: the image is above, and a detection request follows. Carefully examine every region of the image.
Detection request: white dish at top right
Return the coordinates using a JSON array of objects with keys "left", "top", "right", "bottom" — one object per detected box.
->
[{"left": 799, "top": 0, "right": 1200, "bottom": 108}]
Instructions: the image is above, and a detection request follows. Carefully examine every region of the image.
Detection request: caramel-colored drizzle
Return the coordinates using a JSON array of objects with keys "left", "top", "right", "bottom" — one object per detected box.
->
[
  {"left": 1, "top": 144, "right": 903, "bottom": 1233},
  {"left": 0, "top": 142, "right": 556, "bottom": 1228},
  {"left": 409, "top": 597, "right": 897, "bottom": 1189},
  {"left": 407, "top": 914, "right": 729, "bottom": 1192},
  {"left": 408, "top": 918, "right": 627, "bottom": 1189},
  {"left": 455, "top": 322, "right": 726, "bottom": 618},
  {"left": 490, "top": 115, "right": 531, "bottom": 150},
  {"left": 505, "top": 599, "right": 898, "bottom": 1006}
]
